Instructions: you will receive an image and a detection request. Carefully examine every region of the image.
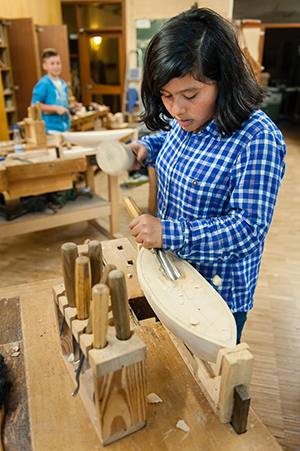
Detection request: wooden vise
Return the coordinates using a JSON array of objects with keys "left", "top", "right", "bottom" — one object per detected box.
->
[{"left": 24, "top": 102, "right": 47, "bottom": 146}]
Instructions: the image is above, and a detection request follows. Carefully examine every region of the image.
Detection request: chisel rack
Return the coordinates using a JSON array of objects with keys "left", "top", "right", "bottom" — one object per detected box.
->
[{"left": 52, "top": 242, "right": 147, "bottom": 446}]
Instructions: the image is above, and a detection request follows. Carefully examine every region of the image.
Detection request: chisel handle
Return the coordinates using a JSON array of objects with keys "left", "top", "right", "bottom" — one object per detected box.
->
[
  {"left": 61, "top": 242, "right": 78, "bottom": 307},
  {"left": 122, "top": 196, "right": 142, "bottom": 219},
  {"left": 92, "top": 284, "right": 109, "bottom": 349},
  {"left": 108, "top": 269, "right": 131, "bottom": 340},
  {"left": 85, "top": 263, "right": 116, "bottom": 334},
  {"left": 88, "top": 240, "right": 103, "bottom": 287},
  {"left": 75, "top": 256, "right": 91, "bottom": 320}
]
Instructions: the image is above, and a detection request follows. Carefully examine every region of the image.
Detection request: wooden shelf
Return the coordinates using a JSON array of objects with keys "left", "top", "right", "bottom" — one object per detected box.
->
[{"left": 0, "top": 193, "right": 111, "bottom": 238}]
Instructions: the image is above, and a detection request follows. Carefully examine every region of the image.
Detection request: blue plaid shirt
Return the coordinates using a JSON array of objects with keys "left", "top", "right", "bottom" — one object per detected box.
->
[{"left": 139, "top": 110, "right": 286, "bottom": 313}]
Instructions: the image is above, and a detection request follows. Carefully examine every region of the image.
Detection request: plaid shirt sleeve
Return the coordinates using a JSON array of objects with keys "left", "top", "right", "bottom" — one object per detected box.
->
[{"left": 161, "top": 128, "right": 285, "bottom": 264}]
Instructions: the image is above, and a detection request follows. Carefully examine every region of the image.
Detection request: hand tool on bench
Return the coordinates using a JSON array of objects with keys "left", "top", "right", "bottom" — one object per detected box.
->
[
  {"left": 72, "top": 256, "right": 91, "bottom": 397},
  {"left": 92, "top": 284, "right": 109, "bottom": 349},
  {"left": 88, "top": 240, "right": 103, "bottom": 287},
  {"left": 122, "top": 196, "right": 181, "bottom": 281},
  {"left": 73, "top": 262, "right": 116, "bottom": 397},
  {"left": 61, "top": 242, "right": 78, "bottom": 308},
  {"left": 108, "top": 269, "right": 131, "bottom": 340},
  {"left": 85, "top": 263, "right": 116, "bottom": 335},
  {"left": 60, "top": 242, "right": 78, "bottom": 336}
]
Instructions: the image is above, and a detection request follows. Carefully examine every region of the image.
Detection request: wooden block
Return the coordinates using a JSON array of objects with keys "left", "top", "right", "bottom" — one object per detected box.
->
[
  {"left": 231, "top": 384, "right": 251, "bottom": 434},
  {"left": 218, "top": 348, "right": 254, "bottom": 423},
  {"left": 58, "top": 295, "right": 69, "bottom": 316},
  {"left": 52, "top": 283, "right": 65, "bottom": 305},
  {"left": 8, "top": 173, "right": 73, "bottom": 198},
  {"left": 5, "top": 157, "right": 87, "bottom": 181},
  {"left": 72, "top": 318, "right": 89, "bottom": 342},
  {"left": 215, "top": 342, "right": 250, "bottom": 376},
  {"left": 88, "top": 326, "right": 146, "bottom": 445},
  {"left": 88, "top": 325, "right": 146, "bottom": 378},
  {"left": 80, "top": 333, "right": 93, "bottom": 358},
  {"left": 64, "top": 306, "right": 77, "bottom": 328}
]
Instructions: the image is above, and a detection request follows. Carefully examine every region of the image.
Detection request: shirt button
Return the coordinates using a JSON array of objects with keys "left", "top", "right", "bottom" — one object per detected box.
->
[
  {"left": 193, "top": 180, "right": 197, "bottom": 185},
  {"left": 163, "top": 205, "right": 166, "bottom": 209}
]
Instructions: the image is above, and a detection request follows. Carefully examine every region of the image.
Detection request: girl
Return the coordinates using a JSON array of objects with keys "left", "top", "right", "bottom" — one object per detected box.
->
[{"left": 128, "top": 7, "right": 286, "bottom": 343}]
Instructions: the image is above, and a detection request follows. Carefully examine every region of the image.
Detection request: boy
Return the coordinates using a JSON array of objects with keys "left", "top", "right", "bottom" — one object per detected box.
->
[{"left": 31, "top": 48, "right": 71, "bottom": 132}]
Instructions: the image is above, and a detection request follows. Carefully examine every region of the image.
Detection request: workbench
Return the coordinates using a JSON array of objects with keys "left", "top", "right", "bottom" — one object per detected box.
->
[
  {"left": 0, "top": 127, "right": 138, "bottom": 238},
  {"left": 70, "top": 107, "right": 110, "bottom": 132},
  {"left": 0, "top": 238, "right": 283, "bottom": 451}
]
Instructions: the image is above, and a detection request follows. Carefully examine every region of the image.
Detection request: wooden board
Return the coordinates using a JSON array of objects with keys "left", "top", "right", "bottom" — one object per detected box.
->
[
  {"left": 0, "top": 279, "right": 283, "bottom": 451},
  {"left": 0, "top": 194, "right": 111, "bottom": 238}
]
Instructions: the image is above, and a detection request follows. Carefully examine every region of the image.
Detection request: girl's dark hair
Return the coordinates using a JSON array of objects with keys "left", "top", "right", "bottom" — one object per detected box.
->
[{"left": 140, "top": 8, "right": 264, "bottom": 136}]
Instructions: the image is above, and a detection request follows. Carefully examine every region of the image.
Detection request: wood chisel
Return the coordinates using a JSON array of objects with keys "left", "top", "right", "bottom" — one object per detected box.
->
[
  {"left": 61, "top": 242, "right": 78, "bottom": 307},
  {"left": 86, "top": 263, "right": 116, "bottom": 334},
  {"left": 88, "top": 240, "right": 103, "bottom": 287},
  {"left": 92, "top": 284, "right": 109, "bottom": 349},
  {"left": 108, "top": 269, "right": 131, "bottom": 340},
  {"left": 72, "top": 255, "right": 91, "bottom": 397},
  {"left": 122, "top": 195, "right": 181, "bottom": 282},
  {"left": 75, "top": 256, "right": 91, "bottom": 320}
]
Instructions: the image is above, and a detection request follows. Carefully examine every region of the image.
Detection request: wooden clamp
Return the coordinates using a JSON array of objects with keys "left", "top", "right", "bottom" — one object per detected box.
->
[
  {"left": 52, "top": 240, "right": 147, "bottom": 446},
  {"left": 167, "top": 332, "right": 253, "bottom": 434}
]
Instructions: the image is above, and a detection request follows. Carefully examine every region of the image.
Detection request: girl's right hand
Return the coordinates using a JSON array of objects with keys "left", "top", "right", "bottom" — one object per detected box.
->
[{"left": 128, "top": 142, "right": 149, "bottom": 170}]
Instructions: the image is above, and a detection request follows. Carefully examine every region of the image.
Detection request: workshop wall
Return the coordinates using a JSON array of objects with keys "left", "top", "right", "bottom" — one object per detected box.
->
[
  {"left": 126, "top": 0, "right": 233, "bottom": 54},
  {"left": 0, "top": 0, "right": 62, "bottom": 25},
  {"left": 233, "top": 0, "right": 300, "bottom": 23}
]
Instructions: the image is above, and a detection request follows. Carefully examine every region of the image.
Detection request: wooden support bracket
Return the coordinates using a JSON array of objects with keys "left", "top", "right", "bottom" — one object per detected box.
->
[{"left": 166, "top": 330, "right": 254, "bottom": 432}]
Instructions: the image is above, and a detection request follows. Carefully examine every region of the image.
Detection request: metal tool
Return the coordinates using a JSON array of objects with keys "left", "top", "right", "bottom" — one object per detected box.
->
[{"left": 122, "top": 196, "right": 181, "bottom": 281}]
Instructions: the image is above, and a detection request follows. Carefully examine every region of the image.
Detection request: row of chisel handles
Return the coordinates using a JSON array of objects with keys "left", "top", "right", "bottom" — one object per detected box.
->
[{"left": 60, "top": 240, "right": 131, "bottom": 350}]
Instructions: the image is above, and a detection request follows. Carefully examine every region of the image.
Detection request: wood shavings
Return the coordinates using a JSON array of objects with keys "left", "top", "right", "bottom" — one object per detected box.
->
[
  {"left": 190, "top": 317, "right": 199, "bottom": 325},
  {"left": 68, "top": 353, "right": 75, "bottom": 363},
  {"left": 12, "top": 345, "right": 20, "bottom": 352},
  {"left": 147, "top": 393, "right": 162, "bottom": 404},
  {"left": 11, "top": 352, "right": 20, "bottom": 357},
  {"left": 176, "top": 420, "right": 190, "bottom": 432},
  {"left": 177, "top": 299, "right": 184, "bottom": 305},
  {"left": 127, "top": 273, "right": 133, "bottom": 278}
]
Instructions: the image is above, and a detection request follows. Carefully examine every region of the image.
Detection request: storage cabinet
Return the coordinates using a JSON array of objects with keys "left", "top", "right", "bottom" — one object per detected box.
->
[
  {"left": 0, "top": 18, "right": 72, "bottom": 141},
  {"left": 0, "top": 19, "right": 18, "bottom": 140}
]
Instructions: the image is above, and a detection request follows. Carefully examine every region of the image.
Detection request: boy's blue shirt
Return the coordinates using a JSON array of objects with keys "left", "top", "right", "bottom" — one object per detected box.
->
[
  {"left": 31, "top": 75, "right": 70, "bottom": 132},
  {"left": 138, "top": 110, "right": 286, "bottom": 313}
]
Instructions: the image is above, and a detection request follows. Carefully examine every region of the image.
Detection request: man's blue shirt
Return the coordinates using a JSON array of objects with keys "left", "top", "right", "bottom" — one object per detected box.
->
[{"left": 139, "top": 110, "right": 286, "bottom": 312}]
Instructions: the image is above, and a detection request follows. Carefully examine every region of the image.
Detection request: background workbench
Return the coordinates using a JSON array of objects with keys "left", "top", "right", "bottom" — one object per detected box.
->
[{"left": 0, "top": 276, "right": 282, "bottom": 451}]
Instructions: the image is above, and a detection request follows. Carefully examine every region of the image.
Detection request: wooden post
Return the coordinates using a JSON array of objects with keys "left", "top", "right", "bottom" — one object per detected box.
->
[{"left": 218, "top": 346, "right": 254, "bottom": 423}]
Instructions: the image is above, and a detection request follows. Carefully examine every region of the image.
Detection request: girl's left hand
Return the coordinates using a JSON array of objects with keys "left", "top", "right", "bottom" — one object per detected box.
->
[{"left": 129, "top": 215, "right": 162, "bottom": 248}]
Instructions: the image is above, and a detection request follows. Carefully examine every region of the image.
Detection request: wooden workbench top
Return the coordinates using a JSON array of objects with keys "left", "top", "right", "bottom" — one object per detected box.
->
[{"left": 0, "top": 277, "right": 282, "bottom": 451}]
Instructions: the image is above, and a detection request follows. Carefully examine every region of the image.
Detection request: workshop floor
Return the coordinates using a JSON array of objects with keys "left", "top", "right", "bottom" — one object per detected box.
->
[{"left": 0, "top": 122, "right": 299, "bottom": 451}]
